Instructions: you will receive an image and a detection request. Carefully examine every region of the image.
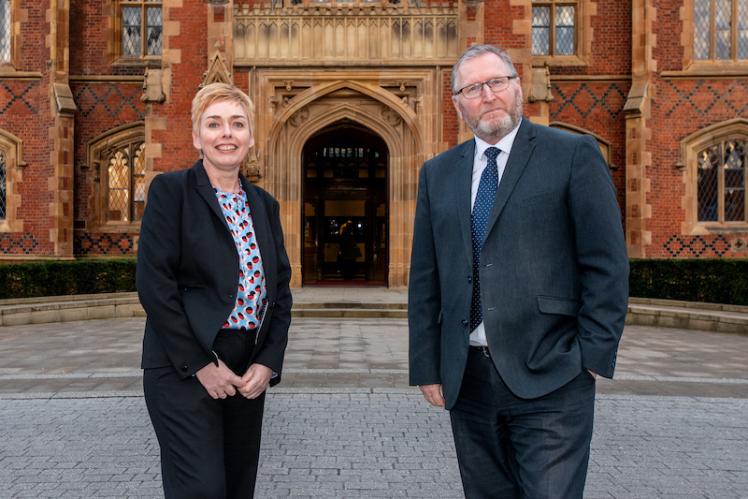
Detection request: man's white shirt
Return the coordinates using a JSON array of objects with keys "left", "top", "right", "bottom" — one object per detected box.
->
[{"left": 469, "top": 120, "right": 521, "bottom": 347}]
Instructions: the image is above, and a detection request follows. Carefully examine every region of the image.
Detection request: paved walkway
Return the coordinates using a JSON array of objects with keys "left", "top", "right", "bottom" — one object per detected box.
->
[{"left": 1, "top": 312, "right": 748, "bottom": 497}]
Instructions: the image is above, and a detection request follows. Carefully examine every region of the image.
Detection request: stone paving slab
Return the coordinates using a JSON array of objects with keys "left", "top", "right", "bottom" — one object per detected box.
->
[
  {"left": 2, "top": 316, "right": 748, "bottom": 497},
  {"left": 1, "top": 392, "right": 747, "bottom": 498}
]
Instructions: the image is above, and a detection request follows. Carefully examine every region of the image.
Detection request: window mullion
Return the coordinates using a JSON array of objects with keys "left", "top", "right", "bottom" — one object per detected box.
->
[
  {"left": 550, "top": 2, "right": 556, "bottom": 56},
  {"left": 732, "top": 0, "right": 738, "bottom": 59},
  {"left": 140, "top": 1, "right": 147, "bottom": 58},
  {"left": 710, "top": 0, "right": 716, "bottom": 59}
]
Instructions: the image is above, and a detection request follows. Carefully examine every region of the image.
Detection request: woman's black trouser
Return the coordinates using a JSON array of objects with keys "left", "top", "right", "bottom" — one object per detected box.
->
[{"left": 144, "top": 330, "right": 265, "bottom": 499}]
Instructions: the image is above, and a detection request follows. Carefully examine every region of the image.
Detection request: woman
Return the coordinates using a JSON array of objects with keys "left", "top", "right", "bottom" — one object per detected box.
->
[{"left": 137, "top": 82, "right": 292, "bottom": 499}]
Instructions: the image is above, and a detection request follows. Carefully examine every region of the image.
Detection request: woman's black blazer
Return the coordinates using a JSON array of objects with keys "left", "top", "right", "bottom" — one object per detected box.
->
[{"left": 137, "top": 160, "right": 292, "bottom": 385}]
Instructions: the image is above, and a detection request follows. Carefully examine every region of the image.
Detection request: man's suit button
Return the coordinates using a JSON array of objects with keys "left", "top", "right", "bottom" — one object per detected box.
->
[
  {"left": 461, "top": 319, "right": 469, "bottom": 326},
  {"left": 181, "top": 363, "right": 189, "bottom": 373},
  {"left": 467, "top": 275, "right": 472, "bottom": 283}
]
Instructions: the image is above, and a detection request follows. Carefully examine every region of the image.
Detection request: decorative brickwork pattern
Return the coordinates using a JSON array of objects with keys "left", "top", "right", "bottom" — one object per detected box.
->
[
  {"left": 73, "top": 84, "right": 145, "bottom": 119},
  {"left": 663, "top": 234, "right": 731, "bottom": 257},
  {"left": 75, "top": 232, "right": 135, "bottom": 256},
  {"left": 551, "top": 82, "right": 628, "bottom": 120},
  {"left": 0, "top": 233, "right": 39, "bottom": 254},
  {"left": 0, "top": 81, "right": 39, "bottom": 115},
  {"left": 662, "top": 79, "right": 748, "bottom": 118}
]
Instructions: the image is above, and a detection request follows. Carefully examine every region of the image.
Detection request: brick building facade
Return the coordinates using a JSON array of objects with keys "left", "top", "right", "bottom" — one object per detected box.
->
[{"left": 0, "top": 0, "right": 746, "bottom": 288}]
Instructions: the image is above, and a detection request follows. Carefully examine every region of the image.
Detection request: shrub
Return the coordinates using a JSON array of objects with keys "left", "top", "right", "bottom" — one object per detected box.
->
[
  {"left": 0, "top": 258, "right": 136, "bottom": 299},
  {"left": 629, "top": 259, "right": 748, "bottom": 306}
]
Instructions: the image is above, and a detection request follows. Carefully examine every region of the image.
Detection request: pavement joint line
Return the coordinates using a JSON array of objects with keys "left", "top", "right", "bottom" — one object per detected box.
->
[{"left": 3, "top": 370, "right": 748, "bottom": 384}]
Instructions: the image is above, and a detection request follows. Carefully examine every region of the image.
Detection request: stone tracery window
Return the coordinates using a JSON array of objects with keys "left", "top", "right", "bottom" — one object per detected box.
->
[
  {"left": 693, "top": 0, "right": 748, "bottom": 61},
  {"left": 105, "top": 140, "right": 146, "bottom": 223},
  {"left": 0, "top": 128, "right": 22, "bottom": 232},
  {"left": 697, "top": 137, "right": 746, "bottom": 223},
  {"left": 681, "top": 120, "right": 748, "bottom": 234},
  {"left": 117, "top": 0, "right": 162, "bottom": 59},
  {"left": 532, "top": 0, "right": 577, "bottom": 56},
  {"left": 1, "top": 0, "right": 10, "bottom": 63},
  {"left": 89, "top": 125, "right": 146, "bottom": 228}
]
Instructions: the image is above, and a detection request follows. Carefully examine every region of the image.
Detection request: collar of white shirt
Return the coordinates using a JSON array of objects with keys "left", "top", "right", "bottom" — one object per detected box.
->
[{"left": 473, "top": 118, "right": 522, "bottom": 163}]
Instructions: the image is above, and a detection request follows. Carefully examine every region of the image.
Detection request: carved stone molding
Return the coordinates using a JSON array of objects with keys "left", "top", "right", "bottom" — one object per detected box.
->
[
  {"left": 201, "top": 51, "right": 233, "bottom": 87},
  {"left": 141, "top": 69, "right": 166, "bottom": 103},
  {"left": 250, "top": 70, "right": 439, "bottom": 287}
]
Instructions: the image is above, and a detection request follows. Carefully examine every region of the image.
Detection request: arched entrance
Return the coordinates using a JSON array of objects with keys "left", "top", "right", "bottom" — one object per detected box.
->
[{"left": 301, "top": 120, "right": 388, "bottom": 285}]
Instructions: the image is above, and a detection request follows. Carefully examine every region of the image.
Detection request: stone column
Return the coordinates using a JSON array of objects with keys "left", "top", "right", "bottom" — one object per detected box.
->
[
  {"left": 47, "top": 0, "right": 77, "bottom": 258},
  {"left": 623, "top": 0, "right": 654, "bottom": 257}
]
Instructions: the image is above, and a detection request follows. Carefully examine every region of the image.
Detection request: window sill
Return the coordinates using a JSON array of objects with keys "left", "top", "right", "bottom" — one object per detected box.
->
[
  {"left": 112, "top": 58, "right": 162, "bottom": 69},
  {"left": 532, "top": 55, "right": 589, "bottom": 68},
  {"left": 663, "top": 62, "right": 748, "bottom": 79},
  {"left": 690, "top": 223, "right": 748, "bottom": 235},
  {"left": 86, "top": 222, "right": 142, "bottom": 234}
]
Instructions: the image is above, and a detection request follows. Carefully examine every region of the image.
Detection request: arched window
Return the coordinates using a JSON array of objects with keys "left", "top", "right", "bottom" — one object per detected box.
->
[
  {"left": 696, "top": 137, "right": 746, "bottom": 223},
  {"left": 88, "top": 123, "right": 146, "bottom": 227},
  {"left": 0, "top": 128, "right": 23, "bottom": 232},
  {"left": 680, "top": 119, "right": 748, "bottom": 233}
]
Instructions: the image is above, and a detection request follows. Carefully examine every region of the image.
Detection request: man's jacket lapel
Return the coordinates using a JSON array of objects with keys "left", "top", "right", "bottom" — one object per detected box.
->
[
  {"left": 456, "top": 140, "right": 476, "bottom": 266},
  {"left": 484, "top": 119, "right": 536, "bottom": 239}
]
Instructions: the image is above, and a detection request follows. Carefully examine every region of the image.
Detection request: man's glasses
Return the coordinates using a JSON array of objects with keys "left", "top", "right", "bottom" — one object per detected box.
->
[{"left": 454, "top": 76, "right": 518, "bottom": 100}]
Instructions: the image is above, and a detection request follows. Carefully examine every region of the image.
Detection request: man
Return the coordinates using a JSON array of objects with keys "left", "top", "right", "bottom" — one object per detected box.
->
[{"left": 408, "top": 44, "right": 628, "bottom": 498}]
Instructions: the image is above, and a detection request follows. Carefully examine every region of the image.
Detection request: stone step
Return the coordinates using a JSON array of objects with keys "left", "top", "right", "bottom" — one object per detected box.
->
[{"left": 1, "top": 293, "right": 746, "bottom": 334}]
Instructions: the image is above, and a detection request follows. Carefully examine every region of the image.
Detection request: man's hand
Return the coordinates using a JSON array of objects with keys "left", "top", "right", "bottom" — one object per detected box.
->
[
  {"left": 195, "top": 359, "right": 243, "bottom": 399},
  {"left": 239, "top": 363, "right": 273, "bottom": 399},
  {"left": 419, "top": 384, "right": 445, "bottom": 407}
]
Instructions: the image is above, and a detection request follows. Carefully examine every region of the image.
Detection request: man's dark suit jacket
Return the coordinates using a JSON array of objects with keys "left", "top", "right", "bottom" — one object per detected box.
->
[
  {"left": 408, "top": 119, "right": 629, "bottom": 409},
  {"left": 137, "top": 160, "right": 292, "bottom": 385}
]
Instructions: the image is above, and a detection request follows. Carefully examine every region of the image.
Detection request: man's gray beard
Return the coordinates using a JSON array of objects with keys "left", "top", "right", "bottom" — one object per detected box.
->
[{"left": 470, "top": 99, "right": 523, "bottom": 141}]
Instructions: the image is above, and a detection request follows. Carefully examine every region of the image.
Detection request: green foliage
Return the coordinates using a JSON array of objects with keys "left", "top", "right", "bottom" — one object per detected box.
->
[
  {"left": 0, "top": 258, "right": 746, "bottom": 305},
  {"left": 629, "top": 259, "right": 748, "bottom": 306},
  {"left": 0, "top": 258, "right": 136, "bottom": 299}
]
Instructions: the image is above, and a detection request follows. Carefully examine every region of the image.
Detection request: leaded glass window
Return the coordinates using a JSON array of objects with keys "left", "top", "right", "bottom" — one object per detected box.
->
[
  {"left": 0, "top": 0, "right": 10, "bottom": 63},
  {"left": 0, "top": 150, "right": 6, "bottom": 220},
  {"left": 106, "top": 141, "right": 146, "bottom": 222},
  {"left": 120, "top": 1, "right": 162, "bottom": 58},
  {"left": 694, "top": 0, "right": 748, "bottom": 60},
  {"left": 532, "top": 1, "right": 576, "bottom": 56},
  {"left": 697, "top": 138, "right": 747, "bottom": 223}
]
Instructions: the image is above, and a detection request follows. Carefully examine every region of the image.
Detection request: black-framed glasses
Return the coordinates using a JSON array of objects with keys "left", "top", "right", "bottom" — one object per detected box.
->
[{"left": 455, "top": 76, "right": 518, "bottom": 99}]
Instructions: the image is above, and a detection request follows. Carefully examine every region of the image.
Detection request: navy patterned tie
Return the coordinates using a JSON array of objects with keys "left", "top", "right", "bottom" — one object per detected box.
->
[{"left": 469, "top": 147, "right": 500, "bottom": 332}]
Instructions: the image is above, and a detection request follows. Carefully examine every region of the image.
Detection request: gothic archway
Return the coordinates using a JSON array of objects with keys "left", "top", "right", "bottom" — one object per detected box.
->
[
  {"left": 301, "top": 120, "right": 389, "bottom": 285},
  {"left": 263, "top": 81, "right": 422, "bottom": 287}
]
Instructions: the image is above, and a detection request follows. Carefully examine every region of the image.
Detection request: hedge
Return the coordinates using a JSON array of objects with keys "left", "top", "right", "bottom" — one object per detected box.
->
[
  {"left": 0, "top": 258, "right": 746, "bottom": 305},
  {"left": 629, "top": 259, "right": 748, "bottom": 306},
  {"left": 0, "top": 258, "right": 136, "bottom": 299}
]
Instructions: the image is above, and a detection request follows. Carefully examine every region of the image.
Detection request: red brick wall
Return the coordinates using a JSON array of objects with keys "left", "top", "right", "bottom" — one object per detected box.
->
[
  {"left": 151, "top": 3, "right": 208, "bottom": 174},
  {"left": 0, "top": 1, "right": 54, "bottom": 255},
  {"left": 643, "top": 0, "right": 748, "bottom": 257},
  {"left": 483, "top": 0, "right": 527, "bottom": 49}
]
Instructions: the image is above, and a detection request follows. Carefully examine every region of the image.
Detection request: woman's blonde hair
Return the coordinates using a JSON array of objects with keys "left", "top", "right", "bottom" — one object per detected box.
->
[{"left": 191, "top": 82, "right": 255, "bottom": 135}]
